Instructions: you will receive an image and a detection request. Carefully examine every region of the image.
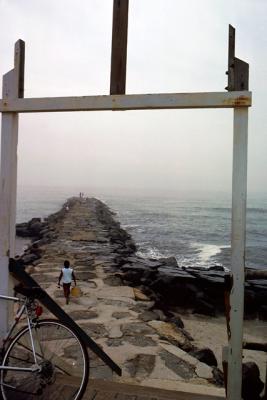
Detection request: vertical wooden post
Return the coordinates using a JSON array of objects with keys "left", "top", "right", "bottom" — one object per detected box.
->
[
  {"left": 110, "top": 0, "right": 129, "bottom": 95},
  {"left": 0, "top": 40, "right": 24, "bottom": 338},
  {"left": 227, "top": 107, "right": 249, "bottom": 400}
]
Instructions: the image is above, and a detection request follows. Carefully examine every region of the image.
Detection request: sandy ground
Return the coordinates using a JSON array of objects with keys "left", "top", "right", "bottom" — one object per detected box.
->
[{"left": 181, "top": 312, "right": 267, "bottom": 382}]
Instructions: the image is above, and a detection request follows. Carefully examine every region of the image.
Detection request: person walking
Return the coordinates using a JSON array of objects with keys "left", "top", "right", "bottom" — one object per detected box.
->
[{"left": 58, "top": 260, "right": 76, "bottom": 304}]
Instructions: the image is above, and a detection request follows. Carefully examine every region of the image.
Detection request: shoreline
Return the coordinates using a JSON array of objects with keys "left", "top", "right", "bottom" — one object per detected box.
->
[{"left": 15, "top": 197, "right": 265, "bottom": 396}]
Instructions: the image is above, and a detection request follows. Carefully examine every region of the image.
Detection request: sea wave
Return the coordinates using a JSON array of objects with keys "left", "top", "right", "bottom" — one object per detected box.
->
[
  {"left": 191, "top": 242, "right": 223, "bottom": 263},
  {"left": 136, "top": 247, "right": 165, "bottom": 260}
]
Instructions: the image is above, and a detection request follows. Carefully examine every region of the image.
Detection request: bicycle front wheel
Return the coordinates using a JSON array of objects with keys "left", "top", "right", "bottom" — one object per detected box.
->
[{"left": 1, "top": 319, "right": 89, "bottom": 400}]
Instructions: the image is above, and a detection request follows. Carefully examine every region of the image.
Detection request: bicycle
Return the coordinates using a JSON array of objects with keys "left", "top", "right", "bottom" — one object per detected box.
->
[{"left": 0, "top": 284, "right": 89, "bottom": 400}]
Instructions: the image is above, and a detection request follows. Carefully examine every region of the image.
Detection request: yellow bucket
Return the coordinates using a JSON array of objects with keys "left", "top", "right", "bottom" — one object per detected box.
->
[{"left": 71, "top": 286, "right": 82, "bottom": 297}]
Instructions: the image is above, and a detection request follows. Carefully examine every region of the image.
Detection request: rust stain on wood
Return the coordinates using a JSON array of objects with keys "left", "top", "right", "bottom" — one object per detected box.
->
[{"left": 223, "top": 95, "right": 251, "bottom": 107}]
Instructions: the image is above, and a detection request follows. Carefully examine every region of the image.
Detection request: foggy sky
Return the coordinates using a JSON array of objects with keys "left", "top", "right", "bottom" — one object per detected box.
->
[{"left": 0, "top": 0, "right": 266, "bottom": 196}]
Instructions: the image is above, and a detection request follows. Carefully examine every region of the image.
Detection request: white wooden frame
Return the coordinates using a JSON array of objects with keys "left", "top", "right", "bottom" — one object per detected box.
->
[
  {"left": 0, "top": 91, "right": 251, "bottom": 112},
  {"left": 0, "top": 40, "right": 251, "bottom": 400}
]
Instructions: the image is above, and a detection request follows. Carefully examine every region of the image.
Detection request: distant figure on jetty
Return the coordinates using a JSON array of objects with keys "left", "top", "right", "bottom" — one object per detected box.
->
[{"left": 57, "top": 260, "right": 76, "bottom": 304}]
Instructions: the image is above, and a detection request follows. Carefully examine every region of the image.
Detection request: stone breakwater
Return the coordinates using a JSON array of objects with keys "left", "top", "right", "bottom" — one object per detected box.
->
[
  {"left": 17, "top": 198, "right": 267, "bottom": 321},
  {"left": 14, "top": 197, "right": 264, "bottom": 396}
]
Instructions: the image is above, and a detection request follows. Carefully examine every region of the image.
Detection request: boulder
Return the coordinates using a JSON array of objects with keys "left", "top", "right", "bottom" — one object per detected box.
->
[
  {"left": 29, "top": 221, "right": 43, "bottom": 236},
  {"left": 21, "top": 253, "right": 39, "bottom": 265},
  {"left": 133, "top": 288, "right": 150, "bottom": 302},
  {"left": 159, "top": 256, "right": 178, "bottom": 267},
  {"left": 16, "top": 223, "right": 30, "bottom": 237},
  {"left": 148, "top": 321, "right": 193, "bottom": 352},
  {"left": 139, "top": 311, "right": 159, "bottom": 322},
  {"left": 259, "top": 305, "right": 267, "bottom": 321},
  {"left": 189, "top": 348, "right": 218, "bottom": 367},
  {"left": 152, "top": 309, "right": 168, "bottom": 321},
  {"left": 211, "top": 367, "right": 225, "bottom": 387},
  {"left": 242, "top": 362, "right": 264, "bottom": 400},
  {"left": 193, "top": 299, "right": 216, "bottom": 317},
  {"left": 170, "top": 316, "right": 184, "bottom": 329},
  {"left": 122, "top": 270, "right": 144, "bottom": 285},
  {"left": 208, "top": 265, "right": 225, "bottom": 272}
]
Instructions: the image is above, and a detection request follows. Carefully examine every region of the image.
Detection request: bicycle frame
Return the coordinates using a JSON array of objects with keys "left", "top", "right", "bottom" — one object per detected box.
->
[{"left": 0, "top": 294, "right": 40, "bottom": 373}]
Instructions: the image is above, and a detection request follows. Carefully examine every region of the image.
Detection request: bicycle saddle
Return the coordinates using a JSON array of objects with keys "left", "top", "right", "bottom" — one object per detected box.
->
[{"left": 14, "top": 284, "right": 45, "bottom": 299}]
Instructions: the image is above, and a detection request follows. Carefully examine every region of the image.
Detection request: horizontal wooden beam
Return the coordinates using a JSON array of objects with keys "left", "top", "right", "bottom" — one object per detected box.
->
[{"left": 0, "top": 91, "right": 251, "bottom": 113}]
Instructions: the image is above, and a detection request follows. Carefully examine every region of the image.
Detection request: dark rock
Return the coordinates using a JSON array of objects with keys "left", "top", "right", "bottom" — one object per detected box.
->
[
  {"left": 189, "top": 348, "right": 218, "bottom": 367},
  {"left": 152, "top": 309, "right": 167, "bottom": 321},
  {"left": 170, "top": 316, "right": 184, "bottom": 329},
  {"left": 138, "top": 259, "right": 163, "bottom": 269},
  {"left": 39, "top": 228, "right": 50, "bottom": 237},
  {"left": 21, "top": 253, "right": 39, "bottom": 265},
  {"left": 16, "top": 223, "right": 30, "bottom": 237},
  {"left": 80, "top": 322, "right": 107, "bottom": 339},
  {"left": 242, "top": 362, "right": 264, "bottom": 400},
  {"left": 126, "top": 354, "right": 155, "bottom": 378},
  {"left": 160, "top": 350, "right": 195, "bottom": 379},
  {"left": 112, "top": 312, "right": 131, "bottom": 319},
  {"left": 124, "top": 335, "right": 157, "bottom": 347},
  {"left": 259, "top": 305, "right": 267, "bottom": 320},
  {"left": 211, "top": 367, "right": 225, "bottom": 387},
  {"left": 122, "top": 270, "right": 144, "bottom": 285},
  {"left": 139, "top": 311, "right": 159, "bottom": 322},
  {"left": 32, "top": 238, "right": 50, "bottom": 247},
  {"left": 121, "top": 322, "right": 155, "bottom": 336},
  {"left": 29, "top": 221, "right": 43, "bottom": 236},
  {"left": 208, "top": 265, "right": 225, "bottom": 272},
  {"left": 180, "top": 328, "right": 194, "bottom": 341},
  {"left": 106, "top": 338, "right": 123, "bottom": 347},
  {"left": 193, "top": 299, "right": 216, "bottom": 317},
  {"left": 69, "top": 310, "right": 98, "bottom": 320},
  {"left": 159, "top": 256, "right": 178, "bottom": 267},
  {"left": 138, "top": 284, "right": 154, "bottom": 297}
]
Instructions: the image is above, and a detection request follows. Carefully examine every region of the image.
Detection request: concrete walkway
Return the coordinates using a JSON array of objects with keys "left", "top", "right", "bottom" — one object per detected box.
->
[{"left": 29, "top": 198, "right": 225, "bottom": 398}]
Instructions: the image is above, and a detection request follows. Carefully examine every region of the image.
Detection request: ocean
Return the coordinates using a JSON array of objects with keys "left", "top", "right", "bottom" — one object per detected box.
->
[{"left": 16, "top": 186, "right": 267, "bottom": 270}]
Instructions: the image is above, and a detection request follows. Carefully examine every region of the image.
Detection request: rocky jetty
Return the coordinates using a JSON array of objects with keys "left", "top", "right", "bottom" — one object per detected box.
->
[{"left": 15, "top": 197, "right": 265, "bottom": 396}]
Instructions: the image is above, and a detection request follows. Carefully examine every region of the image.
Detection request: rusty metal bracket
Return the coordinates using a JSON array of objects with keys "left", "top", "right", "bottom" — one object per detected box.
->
[{"left": 224, "top": 273, "right": 233, "bottom": 340}]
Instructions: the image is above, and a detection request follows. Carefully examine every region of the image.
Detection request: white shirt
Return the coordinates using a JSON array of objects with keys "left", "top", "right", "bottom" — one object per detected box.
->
[{"left": 62, "top": 267, "right": 73, "bottom": 284}]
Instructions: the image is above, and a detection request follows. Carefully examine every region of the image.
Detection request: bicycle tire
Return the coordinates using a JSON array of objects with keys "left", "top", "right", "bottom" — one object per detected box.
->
[{"left": 0, "top": 318, "right": 89, "bottom": 400}]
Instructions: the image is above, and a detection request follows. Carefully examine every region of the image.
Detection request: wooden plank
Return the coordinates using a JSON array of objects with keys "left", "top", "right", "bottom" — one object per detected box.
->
[
  {"left": 85, "top": 388, "right": 98, "bottom": 400},
  {"left": 115, "top": 395, "right": 137, "bottom": 400},
  {"left": 226, "top": 25, "right": 249, "bottom": 91},
  {"left": 234, "top": 58, "right": 249, "bottom": 91},
  {"left": 246, "top": 269, "right": 267, "bottom": 279},
  {"left": 86, "top": 380, "right": 225, "bottom": 400},
  {"left": 14, "top": 39, "right": 25, "bottom": 98},
  {"left": 0, "top": 40, "right": 24, "bottom": 338},
  {"left": 0, "top": 91, "right": 251, "bottom": 113},
  {"left": 227, "top": 107, "right": 249, "bottom": 400},
  {"left": 110, "top": 0, "right": 129, "bottom": 95},
  {"left": 226, "top": 24, "right": 235, "bottom": 91},
  {"left": 94, "top": 391, "right": 117, "bottom": 400}
]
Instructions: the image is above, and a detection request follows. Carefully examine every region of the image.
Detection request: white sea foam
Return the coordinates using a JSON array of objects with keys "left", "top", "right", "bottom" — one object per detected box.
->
[
  {"left": 192, "top": 242, "right": 222, "bottom": 263},
  {"left": 136, "top": 247, "right": 165, "bottom": 259}
]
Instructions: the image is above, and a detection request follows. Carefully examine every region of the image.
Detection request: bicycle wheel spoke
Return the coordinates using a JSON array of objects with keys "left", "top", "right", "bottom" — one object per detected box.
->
[{"left": 1, "top": 319, "right": 89, "bottom": 400}]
